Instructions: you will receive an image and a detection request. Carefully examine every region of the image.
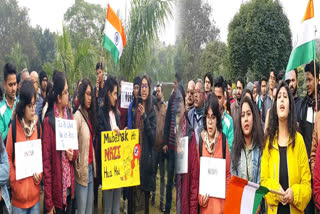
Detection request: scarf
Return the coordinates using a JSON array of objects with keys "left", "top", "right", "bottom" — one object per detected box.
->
[
  {"left": 203, "top": 130, "right": 220, "bottom": 154},
  {"left": 195, "top": 102, "right": 205, "bottom": 117},
  {"left": 20, "top": 117, "right": 36, "bottom": 138},
  {"left": 54, "top": 103, "right": 71, "bottom": 206}
]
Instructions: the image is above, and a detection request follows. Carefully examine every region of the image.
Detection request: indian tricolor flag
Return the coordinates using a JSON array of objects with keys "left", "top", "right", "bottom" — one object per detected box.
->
[
  {"left": 285, "top": 0, "right": 316, "bottom": 80},
  {"left": 224, "top": 176, "right": 269, "bottom": 214},
  {"left": 102, "top": 4, "right": 126, "bottom": 64}
]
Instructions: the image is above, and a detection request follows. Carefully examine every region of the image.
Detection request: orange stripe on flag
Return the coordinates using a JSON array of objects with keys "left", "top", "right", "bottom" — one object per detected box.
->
[
  {"left": 303, "top": 0, "right": 314, "bottom": 22},
  {"left": 224, "top": 176, "right": 248, "bottom": 214},
  {"left": 106, "top": 4, "right": 126, "bottom": 46}
]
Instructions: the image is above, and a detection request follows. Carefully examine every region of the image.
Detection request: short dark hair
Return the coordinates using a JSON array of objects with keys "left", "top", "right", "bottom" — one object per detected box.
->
[
  {"left": 214, "top": 76, "right": 225, "bottom": 93},
  {"left": 104, "top": 76, "right": 118, "bottom": 112},
  {"left": 133, "top": 76, "right": 141, "bottom": 86},
  {"left": 227, "top": 80, "right": 232, "bottom": 87},
  {"left": 260, "top": 76, "right": 268, "bottom": 86},
  {"left": 236, "top": 77, "right": 245, "bottom": 89},
  {"left": 96, "top": 62, "right": 103, "bottom": 71},
  {"left": 204, "top": 72, "right": 213, "bottom": 86},
  {"left": 277, "top": 70, "right": 285, "bottom": 82},
  {"left": 16, "top": 79, "right": 36, "bottom": 121},
  {"left": 17, "top": 72, "right": 22, "bottom": 84},
  {"left": 47, "top": 71, "right": 66, "bottom": 112},
  {"left": 305, "top": 61, "right": 319, "bottom": 79},
  {"left": 175, "top": 72, "right": 182, "bottom": 83},
  {"left": 203, "top": 92, "right": 222, "bottom": 133},
  {"left": 270, "top": 69, "right": 277, "bottom": 78},
  {"left": 156, "top": 84, "right": 163, "bottom": 92},
  {"left": 3, "top": 63, "right": 17, "bottom": 82}
]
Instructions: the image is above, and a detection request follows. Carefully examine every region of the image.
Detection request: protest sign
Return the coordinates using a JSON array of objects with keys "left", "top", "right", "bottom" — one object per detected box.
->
[
  {"left": 199, "top": 157, "right": 226, "bottom": 199},
  {"left": 15, "top": 139, "right": 43, "bottom": 180},
  {"left": 101, "top": 129, "right": 140, "bottom": 190},
  {"left": 55, "top": 117, "right": 78, "bottom": 150},
  {"left": 176, "top": 136, "right": 188, "bottom": 174},
  {"left": 121, "top": 82, "right": 133, "bottom": 109}
]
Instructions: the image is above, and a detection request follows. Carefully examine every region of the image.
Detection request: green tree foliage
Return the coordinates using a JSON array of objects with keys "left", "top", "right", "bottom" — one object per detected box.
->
[
  {"left": 120, "top": 0, "right": 173, "bottom": 81},
  {"left": 200, "top": 41, "right": 229, "bottom": 80},
  {"left": 5, "top": 43, "right": 29, "bottom": 73},
  {"left": 64, "top": 0, "right": 105, "bottom": 49},
  {"left": 227, "top": 0, "right": 292, "bottom": 81}
]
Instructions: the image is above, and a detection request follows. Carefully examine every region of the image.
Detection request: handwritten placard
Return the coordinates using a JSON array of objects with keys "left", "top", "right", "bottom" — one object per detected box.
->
[
  {"left": 176, "top": 136, "right": 188, "bottom": 174},
  {"left": 55, "top": 117, "right": 78, "bottom": 150},
  {"left": 15, "top": 139, "right": 43, "bottom": 180},
  {"left": 121, "top": 82, "right": 133, "bottom": 109},
  {"left": 101, "top": 129, "right": 140, "bottom": 190},
  {"left": 199, "top": 157, "right": 226, "bottom": 199}
]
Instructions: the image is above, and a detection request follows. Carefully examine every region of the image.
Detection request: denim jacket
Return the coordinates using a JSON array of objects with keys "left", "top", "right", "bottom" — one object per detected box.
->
[
  {"left": 0, "top": 138, "right": 10, "bottom": 212},
  {"left": 231, "top": 145, "right": 261, "bottom": 184}
]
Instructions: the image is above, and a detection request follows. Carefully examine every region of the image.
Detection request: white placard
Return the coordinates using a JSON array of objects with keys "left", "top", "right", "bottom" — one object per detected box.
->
[
  {"left": 199, "top": 157, "right": 226, "bottom": 199},
  {"left": 15, "top": 139, "right": 43, "bottom": 180},
  {"left": 176, "top": 136, "right": 188, "bottom": 174},
  {"left": 55, "top": 117, "right": 78, "bottom": 150},
  {"left": 121, "top": 82, "right": 133, "bottom": 109}
]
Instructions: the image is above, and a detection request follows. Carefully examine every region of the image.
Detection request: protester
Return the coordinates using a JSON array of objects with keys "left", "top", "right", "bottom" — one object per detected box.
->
[
  {"left": 72, "top": 79, "right": 82, "bottom": 114},
  {"left": 151, "top": 84, "right": 167, "bottom": 211},
  {"left": 133, "top": 75, "right": 157, "bottom": 214},
  {"left": 30, "top": 71, "right": 43, "bottom": 122},
  {"left": 227, "top": 80, "right": 234, "bottom": 104},
  {"left": 268, "top": 69, "right": 277, "bottom": 101},
  {"left": 257, "top": 76, "right": 272, "bottom": 129},
  {"left": 261, "top": 81, "right": 311, "bottom": 214},
  {"left": 42, "top": 71, "right": 77, "bottom": 214},
  {"left": 74, "top": 78, "right": 97, "bottom": 214},
  {"left": 6, "top": 79, "right": 42, "bottom": 213},
  {"left": 97, "top": 76, "right": 121, "bottom": 214},
  {"left": 185, "top": 80, "right": 195, "bottom": 113},
  {"left": 39, "top": 70, "right": 48, "bottom": 100},
  {"left": 128, "top": 76, "right": 141, "bottom": 129},
  {"left": 175, "top": 84, "right": 199, "bottom": 214},
  {"left": 198, "top": 92, "right": 231, "bottom": 214},
  {"left": 0, "top": 135, "right": 10, "bottom": 213},
  {"left": 231, "top": 77, "right": 244, "bottom": 123},
  {"left": 252, "top": 81, "right": 259, "bottom": 104},
  {"left": 118, "top": 77, "right": 128, "bottom": 130},
  {"left": 204, "top": 72, "right": 213, "bottom": 99},
  {"left": 94, "top": 62, "right": 105, "bottom": 110},
  {"left": 0, "top": 63, "right": 17, "bottom": 141}
]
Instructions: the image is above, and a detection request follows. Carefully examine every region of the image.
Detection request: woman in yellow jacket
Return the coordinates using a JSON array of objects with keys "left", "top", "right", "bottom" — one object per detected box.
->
[{"left": 261, "top": 81, "right": 311, "bottom": 214}]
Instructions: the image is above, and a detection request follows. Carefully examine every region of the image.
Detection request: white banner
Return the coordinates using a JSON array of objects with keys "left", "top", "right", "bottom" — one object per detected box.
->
[
  {"left": 55, "top": 117, "right": 78, "bottom": 150},
  {"left": 176, "top": 136, "right": 188, "bottom": 174},
  {"left": 121, "top": 82, "right": 133, "bottom": 109},
  {"left": 199, "top": 157, "right": 226, "bottom": 199},
  {"left": 15, "top": 139, "right": 43, "bottom": 180}
]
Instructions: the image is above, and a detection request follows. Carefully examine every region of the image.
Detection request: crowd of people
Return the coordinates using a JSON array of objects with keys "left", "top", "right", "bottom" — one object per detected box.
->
[{"left": 0, "top": 59, "right": 320, "bottom": 214}]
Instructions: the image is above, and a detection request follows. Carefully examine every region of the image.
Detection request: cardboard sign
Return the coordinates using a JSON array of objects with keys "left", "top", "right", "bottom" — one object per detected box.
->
[
  {"left": 199, "top": 157, "right": 226, "bottom": 199},
  {"left": 176, "top": 136, "right": 188, "bottom": 174},
  {"left": 15, "top": 139, "right": 43, "bottom": 180},
  {"left": 55, "top": 117, "right": 78, "bottom": 150},
  {"left": 101, "top": 129, "right": 140, "bottom": 190},
  {"left": 121, "top": 82, "right": 133, "bottom": 109}
]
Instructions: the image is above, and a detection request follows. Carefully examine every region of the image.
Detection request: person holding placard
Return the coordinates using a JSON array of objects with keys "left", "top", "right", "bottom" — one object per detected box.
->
[
  {"left": 42, "top": 71, "right": 77, "bottom": 214},
  {"left": 132, "top": 75, "right": 157, "bottom": 214},
  {"left": 261, "top": 81, "right": 311, "bottom": 214},
  {"left": 97, "top": 76, "right": 121, "bottom": 214},
  {"left": 0, "top": 135, "right": 10, "bottom": 213},
  {"left": 198, "top": 92, "right": 231, "bottom": 214},
  {"left": 175, "top": 84, "right": 199, "bottom": 214},
  {"left": 74, "top": 78, "right": 97, "bottom": 214},
  {"left": 6, "top": 79, "right": 42, "bottom": 214}
]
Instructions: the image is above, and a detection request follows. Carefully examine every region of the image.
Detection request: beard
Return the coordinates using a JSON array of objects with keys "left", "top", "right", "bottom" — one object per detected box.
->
[{"left": 290, "top": 85, "right": 297, "bottom": 96}]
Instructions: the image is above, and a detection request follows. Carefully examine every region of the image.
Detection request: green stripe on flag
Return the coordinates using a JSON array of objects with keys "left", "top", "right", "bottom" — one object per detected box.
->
[
  {"left": 102, "top": 34, "right": 120, "bottom": 64},
  {"left": 286, "top": 40, "right": 316, "bottom": 72},
  {"left": 252, "top": 186, "right": 269, "bottom": 214}
]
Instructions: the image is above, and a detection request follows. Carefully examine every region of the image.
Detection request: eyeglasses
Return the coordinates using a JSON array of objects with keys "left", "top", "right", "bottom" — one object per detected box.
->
[
  {"left": 27, "top": 103, "right": 36, "bottom": 110},
  {"left": 141, "top": 84, "right": 148, "bottom": 89},
  {"left": 206, "top": 114, "right": 216, "bottom": 123}
]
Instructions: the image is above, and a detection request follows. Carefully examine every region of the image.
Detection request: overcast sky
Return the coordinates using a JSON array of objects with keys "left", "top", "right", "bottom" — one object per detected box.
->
[{"left": 18, "top": 0, "right": 320, "bottom": 45}]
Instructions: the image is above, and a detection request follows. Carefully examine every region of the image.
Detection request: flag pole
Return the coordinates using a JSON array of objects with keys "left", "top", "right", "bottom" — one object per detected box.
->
[
  {"left": 269, "top": 189, "right": 285, "bottom": 197},
  {"left": 314, "top": 25, "right": 318, "bottom": 111}
]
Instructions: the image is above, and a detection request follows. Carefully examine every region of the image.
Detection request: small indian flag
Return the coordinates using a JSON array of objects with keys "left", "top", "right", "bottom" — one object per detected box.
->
[
  {"left": 224, "top": 176, "right": 269, "bottom": 214},
  {"left": 285, "top": 0, "right": 316, "bottom": 80},
  {"left": 102, "top": 4, "right": 127, "bottom": 64}
]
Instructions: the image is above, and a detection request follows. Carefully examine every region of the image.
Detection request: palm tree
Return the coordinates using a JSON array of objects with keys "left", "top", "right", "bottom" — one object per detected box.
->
[{"left": 5, "top": 43, "right": 29, "bottom": 72}]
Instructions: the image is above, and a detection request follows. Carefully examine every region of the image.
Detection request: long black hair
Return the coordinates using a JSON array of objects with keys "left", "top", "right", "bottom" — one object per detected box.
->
[
  {"left": 104, "top": 75, "right": 118, "bottom": 113},
  {"left": 265, "top": 81, "right": 297, "bottom": 150},
  {"left": 46, "top": 71, "right": 66, "bottom": 115},
  {"left": 232, "top": 96, "right": 264, "bottom": 173},
  {"left": 16, "top": 79, "right": 37, "bottom": 121},
  {"left": 78, "top": 78, "right": 97, "bottom": 134},
  {"left": 203, "top": 92, "right": 222, "bottom": 133},
  {"left": 139, "top": 75, "right": 153, "bottom": 114}
]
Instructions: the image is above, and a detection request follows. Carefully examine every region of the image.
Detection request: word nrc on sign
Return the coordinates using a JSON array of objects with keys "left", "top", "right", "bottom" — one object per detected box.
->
[
  {"left": 15, "top": 139, "right": 43, "bottom": 180},
  {"left": 101, "top": 129, "right": 140, "bottom": 190},
  {"left": 55, "top": 117, "right": 78, "bottom": 150}
]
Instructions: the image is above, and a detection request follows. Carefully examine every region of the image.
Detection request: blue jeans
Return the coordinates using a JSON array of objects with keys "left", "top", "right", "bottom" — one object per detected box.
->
[
  {"left": 103, "top": 188, "right": 121, "bottom": 214},
  {"left": 75, "top": 163, "right": 94, "bottom": 214},
  {"left": 165, "top": 149, "right": 175, "bottom": 212},
  {"left": 152, "top": 149, "right": 165, "bottom": 206},
  {"left": 12, "top": 200, "right": 40, "bottom": 214}
]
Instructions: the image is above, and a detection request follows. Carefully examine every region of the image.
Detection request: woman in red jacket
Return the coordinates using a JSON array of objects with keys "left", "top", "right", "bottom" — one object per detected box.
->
[{"left": 42, "top": 71, "right": 78, "bottom": 214}]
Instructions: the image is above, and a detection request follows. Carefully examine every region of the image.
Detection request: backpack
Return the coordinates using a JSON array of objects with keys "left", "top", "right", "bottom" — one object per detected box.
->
[
  {"left": 199, "top": 132, "right": 227, "bottom": 159},
  {"left": 12, "top": 118, "right": 41, "bottom": 161}
]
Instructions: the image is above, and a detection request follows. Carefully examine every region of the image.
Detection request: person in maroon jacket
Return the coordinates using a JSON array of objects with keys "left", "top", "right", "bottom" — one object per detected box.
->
[
  {"left": 175, "top": 84, "right": 200, "bottom": 214},
  {"left": 42, "top": 71, "right": 78, "bottom": 214}
]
